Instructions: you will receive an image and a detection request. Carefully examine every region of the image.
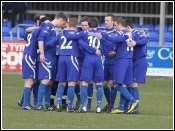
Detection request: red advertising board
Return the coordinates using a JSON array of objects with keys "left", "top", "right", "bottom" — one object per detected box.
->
[{"left": 2, "top": 40, "right": 25, "bottom": 71}]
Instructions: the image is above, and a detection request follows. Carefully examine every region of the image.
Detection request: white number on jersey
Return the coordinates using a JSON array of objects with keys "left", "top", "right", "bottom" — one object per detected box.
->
[
  {"left": 88, "top": 36, "right": 100, "bottom": 49},
  {"left": 25, "top": 33, "right": 32, "bottom": 47},
  {"left": 60, "top": 36, "right": 73, "bottom": 49}
]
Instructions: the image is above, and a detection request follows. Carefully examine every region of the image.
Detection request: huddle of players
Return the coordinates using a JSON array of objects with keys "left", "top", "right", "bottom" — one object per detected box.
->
[{"left": 18, "top": 12, "right": 149, "bottom": 114}]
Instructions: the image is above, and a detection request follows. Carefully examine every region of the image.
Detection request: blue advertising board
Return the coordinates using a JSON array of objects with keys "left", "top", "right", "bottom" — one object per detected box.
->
[{"left": 146, "top": 46, "right": 173, "bottom": 76}]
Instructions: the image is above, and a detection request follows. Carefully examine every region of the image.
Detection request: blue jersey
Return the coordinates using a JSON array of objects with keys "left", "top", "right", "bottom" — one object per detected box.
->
[
  {"left": 58, "top": 30, "right": 82, "bottom": 57},
  {"left": 23, "top": 27, "right": 41, "bottom": 58},
  {"left": 132, "top": 29, "right": 149, "bottom": 60},
  {"left": 77, "top": 27, "right": 85, "bottom": 61},
  {"left": 63, "top": 30, "right": 97, "bottom": 55},
  {"left": 82, "top": 29, "right": 114, "bottom": 57},
  {"left": 46, "top": 30, "right": 96, "bottom": 57},
  {"left": 102, "top": 29, "right": 132, "bottom": 59},
  {"left": 102, "top": 27, "right": 117, "bottom": 58},
  {"left": 37, "top": 22, "right": 57, "bottom": 56}
]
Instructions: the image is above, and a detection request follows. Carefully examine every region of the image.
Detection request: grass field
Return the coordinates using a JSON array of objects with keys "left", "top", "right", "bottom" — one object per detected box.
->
[{"left": 2, "top": 73, "right": 174, "bottom": 129}]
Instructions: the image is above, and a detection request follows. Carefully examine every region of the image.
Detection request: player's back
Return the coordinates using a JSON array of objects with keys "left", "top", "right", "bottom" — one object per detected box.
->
[
  {"left": 115, "top": 29, "right": 133, "bottom": 59},
  {"left": 84, "top": 29, "right": 103, "bottom": 57},
  {"left": 58, "top": 30, "right": 80, "bottom": 57},
  {"left": 77, "top": 27, "right": 85, "bottom": 61},
  {"left": 23, "top": 28, "right": 41, "bottom": 58},
  {"left": 132, "top": 29, "right": 149, "bottom": 60}
]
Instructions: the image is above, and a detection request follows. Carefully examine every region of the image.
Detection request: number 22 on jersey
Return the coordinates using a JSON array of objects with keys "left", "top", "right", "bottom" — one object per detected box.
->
[{"left": 60, "top": 36, "right": 73, "bottom": 49}]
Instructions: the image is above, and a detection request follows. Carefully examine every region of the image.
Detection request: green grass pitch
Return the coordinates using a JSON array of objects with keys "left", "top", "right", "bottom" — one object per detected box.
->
[{"left": 2, "top": 73, "right": 173, "bottom": 129}]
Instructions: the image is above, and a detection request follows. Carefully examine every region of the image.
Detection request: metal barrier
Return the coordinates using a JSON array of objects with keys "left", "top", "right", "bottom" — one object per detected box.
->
[
  {"left": 26, "top": 10, "right": 173, "bottom": 26},
  {"left": 9, "top": 24, "right": 33, "bottom": 40}
]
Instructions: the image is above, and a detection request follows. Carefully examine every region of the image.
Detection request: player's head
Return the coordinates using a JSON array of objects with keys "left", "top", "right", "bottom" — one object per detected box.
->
[
  {"left": 125, "top": 19, "right": 134, "bottom": 31},
  {"left": 113, "top": 16, "right": 126, "bottom": 31},
  {"left": 80, "top": 16, "right": 89, "bottom": 31},
  {"left": 62, "top": 14, "right": 70, "bottom": 29},
  {"left": 69, "top": 17, "right": 78, "bottom": 29},
  {"left": 34, "top": 13, "right": 45, "bottom": 26},
  {"left": 88, "top": 17, "right": 99, "bottom": 29},
  {"left": 39, "top": 17, "right": 50, "bottom": 26},
  {"left": 104, "top": 14, "right": 115, "bottom": 28},
  {"left": 53, "top": 12, "right": 68, "bottom": 28}
]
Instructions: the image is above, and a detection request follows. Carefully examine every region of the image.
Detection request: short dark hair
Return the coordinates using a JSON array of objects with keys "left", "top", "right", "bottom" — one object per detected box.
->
[
  {"left": 55, "top": 12, "right": 68, "bottom": 22},
  {"left": 125, "top": 19, "right": 134, "bottom": 29},
  {"left": 114, "top": 17, "right": 126, "bottom": 27},
  {"left": 88, "top": 17, "right": 99, "bottom": 28},
  {"left": 80, "top": 16, "right": 89, "bottom": 22},
  {"left": 39, "top": 17, "right": 50, "bottom": 25},
  {"left": 33, "top": 13, "right": 45, "bottom": 23},
  {"left": 105, "top": 13, "right": 115, "bottom": 21}
]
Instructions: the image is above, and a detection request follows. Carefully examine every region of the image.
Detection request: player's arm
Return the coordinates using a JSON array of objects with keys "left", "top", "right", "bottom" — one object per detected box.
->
[
  {"left": 98, "top": 36, "right": 115, "bottom": 57},
  {"left": 100, "top": 37, "right": 115, "bottom": 47},
  {"left": 63, "top": 30, "right": 86, "bottom": 40},
  {"left": 26, "top": 26, "right": 39, "bottom": 33},
  {"left": 135, "top": 37, "right": 149, "bottom": 46},
  {"left": 101, "top": 32, "right": 129, "bottom": 44},
  {"left": 133, "top": 30, "right": 149, "bottom": 46},
  {"left": 37, "top": 25, "right": 51, "bottom": 62},
  {"left": 45, "top": 34, "right": 60, "bottom": 49},
  {"left": 78, "top": 39, "right": 96, "bottom": 54},
  {"left": 26, "top": 21, "right": 47, "bottom": 33}
]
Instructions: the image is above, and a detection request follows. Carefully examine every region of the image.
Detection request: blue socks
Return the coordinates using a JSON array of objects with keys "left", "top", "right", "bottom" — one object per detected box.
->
[
  {"left": 36, "top": 83, "right": 47, "bottom": 107},
  {"left": 80, "top": 85, "right": 88, "bottom": 107},
  {"left": 44, "top": 85, "right": 51, "bottom": 107},
  {"left": 67, "top": 86, "right": 75, "bottom": 109},
  {"left": 116, "top": 84, "right": 135, "bottom": 104},
  {"left": 96, "top": 85, "right": 103, "bottom": 108},
  {"left": 32, "top": 81, "right": 40, "bottom": 106},
  {"left": 131, "top": 87, "right": 139, "bottom": 101},
  {"left": 109, "top": 87, "right": 117, "bottom": 109},
  {"left": 57, "top": 84, "right": 65, "bottom": 106},
  {"left": 22, "top": 87, "right": 32, "bottom": 107}
]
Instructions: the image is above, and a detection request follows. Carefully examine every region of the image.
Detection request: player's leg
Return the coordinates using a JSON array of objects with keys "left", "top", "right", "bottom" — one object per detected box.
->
[
  {"left": 50, "top": 54, "right": 59, "bottom": 107},
  {"left": 67, "top": 82, "right": 76, "bottom": 112},
  {"left": 108, "top": 61, "right": 117, "bottom": 112},
  {"left": 50, "top": 80, "right": 59, "bottom": 106},
  {"left": 123, "top": 85, "right": 132, "bottom": 112},
  {"left": 62, "top": 82, "right": 68, "bottom": 109},
  {"left": 66, "top": 56, "right": 79, "bottom": 112},
  {"left": 74, "top": 82, "right": 81, "bottom": 110},
  {"left": 36, "top": 55, "right": 55, "bottom": 110},
  {"left": 94, "top": 58, "right": 104, "bottom": 113},
  {"left": 77, "top": 57, "right": 93, "bottom": 113},
  {"left": 108, "top": 80, "right": 117, "bottom": 112},
  {"left": 21, "top": 54, "right": 36, "bottom": 110},
  {"left": 32, "top": 80, "right": 40, "bottom": 107},
  {"left": 102, "top": 81, "right": 111, "bottom": 111},
  {"left": 56, "top": 56, "right": 67, "bottom": 111},
  {"left": 77, "top": 81, "right": 88, "bottom": 113},
  {"left": 130, "top": 58, "right": 147, "bottom": 113},
  {"left": 74, "top": 57, "right": 83, "bottom": 110},
  {"left": 101, "top": 59, "right": 111, "bottom": 111},
  {"left": 111, "top": 59, "right": 138, "bottom": 114},
  {"left": 87, "top": 82, "right": 93, "bottom": 111}
]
